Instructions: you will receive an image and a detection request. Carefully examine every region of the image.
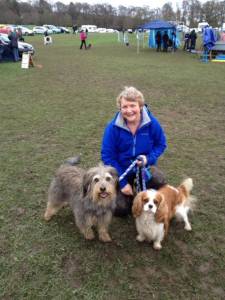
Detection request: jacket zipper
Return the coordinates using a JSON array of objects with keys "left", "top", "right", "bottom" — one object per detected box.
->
[{"left": 133, "top": 135, "right": 136, "bottom": 157}]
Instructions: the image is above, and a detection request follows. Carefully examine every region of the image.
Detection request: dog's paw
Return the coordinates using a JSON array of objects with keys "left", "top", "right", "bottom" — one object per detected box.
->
[
  {"left": 184, "top": 224, "right": 192, "bottom": 231},
  {"left": 99, "top": 232, "right": 112, "bottom": 243},
  {"left": 84, "top": 229, "right": 95, "bottom": 240},
  {"left": 44, "top": 211, "right": 52, "bottom": 221},
  {"left": 153, "top": 242, "right": 162, "bottom": 250},
  {"left": 136, "top": 235, "right": 145, "bottom": 242}
]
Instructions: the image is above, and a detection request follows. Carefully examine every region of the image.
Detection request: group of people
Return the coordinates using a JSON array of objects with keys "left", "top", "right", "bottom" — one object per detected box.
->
[
  {"left": 101, "top": 86, "right": 167, "bottom": 216},
  {"left": 183, "top": 29, "right": 197, "bottom": 51},
  {"left": 155, "top": 30, "right": 177, "bottom": 52},
  {"left": 0, "top": 28, "right": 21, "bottom": 62}
]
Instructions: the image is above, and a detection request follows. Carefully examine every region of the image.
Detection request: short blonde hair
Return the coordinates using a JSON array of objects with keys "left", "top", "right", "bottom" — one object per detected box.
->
[{"left": 116, "top": 86, "right": 145, "bottom": 108}]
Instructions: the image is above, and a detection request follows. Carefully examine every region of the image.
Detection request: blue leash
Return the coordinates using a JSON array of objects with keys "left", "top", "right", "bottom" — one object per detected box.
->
[{"left": 119, "top": 156, "right": 152, "bottom": 192}]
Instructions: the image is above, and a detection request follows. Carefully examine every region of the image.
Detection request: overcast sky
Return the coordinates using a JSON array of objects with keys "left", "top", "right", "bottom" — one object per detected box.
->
[{"left": 47, "top": 0, "right": 209, "bottom": 10}]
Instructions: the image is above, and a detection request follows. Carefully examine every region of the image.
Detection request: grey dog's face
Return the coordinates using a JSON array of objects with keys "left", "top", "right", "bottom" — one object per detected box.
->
[{"left": 83, "top": 166, "right": 118, "bottom": 206}]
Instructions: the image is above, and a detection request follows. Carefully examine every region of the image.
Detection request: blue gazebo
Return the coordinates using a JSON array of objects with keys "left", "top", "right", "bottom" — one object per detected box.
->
[{"left": 138, "top": 19, "right": 178, "bottom": 48}]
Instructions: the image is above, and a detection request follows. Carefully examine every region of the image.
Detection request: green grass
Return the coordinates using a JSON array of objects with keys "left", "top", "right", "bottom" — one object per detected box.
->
[{"left": 0, "top": 33, "right": 225, "bottom": 299}]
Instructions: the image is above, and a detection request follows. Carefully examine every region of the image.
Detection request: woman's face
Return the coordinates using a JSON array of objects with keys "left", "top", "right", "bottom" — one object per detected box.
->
[{"left": 120, "top": 98, "right": 141, "bottom": 124}]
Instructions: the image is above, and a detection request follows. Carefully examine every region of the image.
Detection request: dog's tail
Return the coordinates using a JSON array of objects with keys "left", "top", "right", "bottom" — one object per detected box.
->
[
  {"left": 179, "top": 178, "right": 196, "bottom": 209},
  {"left": 64, "top": 155, "right": 81, "bottom": 166},
  {"left": 180, "top": 178, "right": 193, "bottom": 194}
]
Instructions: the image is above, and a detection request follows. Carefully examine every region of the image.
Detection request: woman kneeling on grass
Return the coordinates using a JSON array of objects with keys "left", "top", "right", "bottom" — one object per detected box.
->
[{"left": 101, "top": 86, "right": 167, "bottom": 217}]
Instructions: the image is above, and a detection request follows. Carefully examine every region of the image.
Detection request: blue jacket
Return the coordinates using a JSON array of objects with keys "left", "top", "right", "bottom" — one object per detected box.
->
[{"left": 101, "top": 106, "right": 167, "bottom": 188}]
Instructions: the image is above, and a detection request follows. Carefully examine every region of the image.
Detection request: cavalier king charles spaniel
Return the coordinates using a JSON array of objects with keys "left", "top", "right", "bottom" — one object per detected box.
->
[{"left": 132, "top": 178, "right": 196, "bottom": 250}]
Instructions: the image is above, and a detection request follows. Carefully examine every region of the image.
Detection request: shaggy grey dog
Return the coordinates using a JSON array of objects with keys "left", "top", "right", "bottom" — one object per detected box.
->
[{"left": 44, "top": 162, "right": 118, "bottom": 242}]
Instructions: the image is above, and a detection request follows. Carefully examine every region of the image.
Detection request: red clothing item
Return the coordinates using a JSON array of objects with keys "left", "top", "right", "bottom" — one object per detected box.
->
[
  {"left": 221, "top": 32, "right": 225, "bottom": 42},
  {"left": 80, "top": 32, "right": 87, "bottom": 41}
]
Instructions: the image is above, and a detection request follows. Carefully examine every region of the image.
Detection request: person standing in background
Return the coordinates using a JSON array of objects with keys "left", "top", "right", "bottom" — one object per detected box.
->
[
  {"left": 183, "top": 31, "right": 190, "bottom": 50},
  {"left": 8, "top": 28, "right": 20, "bottom": 62},
  {"left": 155, "top": 31, "right": 162, "bottom": 52},
  {"left": 162, "top": 31, "right": 169, "bottom": 52},
  {"left": 189, "top": 29, "right": 197, "bottom": 51},
  {"left": 79, "top": 30, "right": 87, "bottom": 49}
]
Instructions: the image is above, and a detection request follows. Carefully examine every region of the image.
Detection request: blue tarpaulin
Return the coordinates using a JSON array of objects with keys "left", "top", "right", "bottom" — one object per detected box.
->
[{"left": 203, "top": 27, "right": 217, "bottom": 51}]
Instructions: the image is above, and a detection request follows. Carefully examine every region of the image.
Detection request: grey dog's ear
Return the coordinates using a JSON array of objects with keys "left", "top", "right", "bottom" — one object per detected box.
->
[
  {"left": 107, "top": 166, "right": 118, "bottom": 179},
  {"left": 106, "top": 166, "right": 119, "bottom": 191},
  {"left": 82, "top": 171, "right": 93, "bottom": 197}
]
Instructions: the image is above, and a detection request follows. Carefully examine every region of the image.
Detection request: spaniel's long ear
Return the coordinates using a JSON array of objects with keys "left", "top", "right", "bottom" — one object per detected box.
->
[
  {"left": 132, "top": 192, "right": 145, "bottom": 218},
  {"left": 155, "top": 193, "right": 167, "bottom": 223}
]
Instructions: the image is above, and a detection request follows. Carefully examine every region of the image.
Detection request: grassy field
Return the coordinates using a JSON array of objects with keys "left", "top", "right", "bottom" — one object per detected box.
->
[{"left": 0, "top": 33, "right": 225, "bottom": 299}]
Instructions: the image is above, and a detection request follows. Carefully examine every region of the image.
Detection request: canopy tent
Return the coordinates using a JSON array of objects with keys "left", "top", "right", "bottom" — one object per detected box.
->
[
  {"left": 137, "top": 19, "right": 179, "bottom": 49},
  {"left": 138, "top": 19, "right": 176, "bottom": 31}
]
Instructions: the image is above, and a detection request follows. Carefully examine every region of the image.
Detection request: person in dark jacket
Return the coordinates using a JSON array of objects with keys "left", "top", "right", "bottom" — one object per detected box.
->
[
  {"left": 162, "top": 31, "right": 169, "bottom": 52},
  {"left": 8, "top": 28, "right": 20, "bottom": 62},
  {"left": 101, "top": 86, "right": 167, "bottom": 216},
  {"left": 72, "top": 24, "right": 78, "bottom": 34},
  {"left": 183, "top": 31, "right": 190, "bottom": 50},
  {"left": 189, "top": 29, "right": 197, "bottom": 51},
  {"left": 155, "top": 31, "right": 162, "bottom": 52},
  {"left": 17, "top": 28, "right": 24, "bottom": 42}
]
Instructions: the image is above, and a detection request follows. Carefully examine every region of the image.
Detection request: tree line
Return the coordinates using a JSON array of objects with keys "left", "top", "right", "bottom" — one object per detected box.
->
[{"left": 0, "top": 0, "right": 225, "bottom": 29}]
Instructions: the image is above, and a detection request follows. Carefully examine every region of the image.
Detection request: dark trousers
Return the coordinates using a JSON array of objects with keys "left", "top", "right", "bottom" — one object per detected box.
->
[
  {"left": 12, "top": 47, "right": 20, "bottom": 62},
  {"left": 80, "top": 40, "right": 87, "bottom": 49},
  {"left": 114, "top": 166, "right": 166, "bottom": 217},
  {"left": 163, "top": 41, "right": 168, "bottom": 52},
  {"left": 156, "top": 42, "right": 161, "bottom": 52},
  {"left": 183, "top": 40, "right": 190, "bottom": 51}
]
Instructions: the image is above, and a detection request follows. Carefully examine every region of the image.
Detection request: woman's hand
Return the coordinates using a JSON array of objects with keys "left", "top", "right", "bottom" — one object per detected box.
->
[
  {"left": 121, "top": 184, "right": 133, "bottom": 196},
  {"left": 136, "top": 155, "right": 147, "bottom": 167}
]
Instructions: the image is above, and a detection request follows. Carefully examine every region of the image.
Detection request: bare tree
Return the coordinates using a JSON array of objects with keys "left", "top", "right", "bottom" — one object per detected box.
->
[
  {"left": 162, "top": 2, "right": 175, "bottom": 21},
  {"left": 218, "top": 0, "right": 225, "bottom": 26},
  {"left": 202, "top": 0, "right": 221, "bottom": 27},
  {"left": 189, "top": 0, "right": 202, "bottom": 27},
  {"left": 0, "top": 0, "right": 224, "bottom": 29}
]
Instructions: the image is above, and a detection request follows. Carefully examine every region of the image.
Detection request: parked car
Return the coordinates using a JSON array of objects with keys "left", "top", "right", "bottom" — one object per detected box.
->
[
  {"left": 59, "top": 26, "right": 71, "bottom": 33},
  {"left": 0, "top": 26, "right": 14, "bottom": 35},
  {"left": 43, "top": 25, "right": 61, "bottom": 34},
  {"left": 0, "top": 33, "right": 8, "bottom": 43},
  {"left": 33, "top": 26, "right": 52, "bottom": 35},
  {"left": 18, "top": 41, "right": 35, "bottom": 56},
  {"left": 106, "top": 29, "right": 116, "bottom": 33},
  {"left": 81, "top": 25, "right": 97, "bottom": 33},
  {"left": 177, "top": 24, "right": 189, "bottom": 33},
  {"left": 17, "top": 26, "right": 34, "bottom": 36},
  {"left": 0, "top": 33, "right": 35, "bottom": 56},
  {"left": 96, "top": 28, "right": 107, "bottom": 33}
]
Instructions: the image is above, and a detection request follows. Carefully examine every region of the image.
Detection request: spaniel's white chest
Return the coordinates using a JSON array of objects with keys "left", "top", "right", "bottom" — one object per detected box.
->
[{"left": 136, "top": 213, "right": 164, "bottom": 241}]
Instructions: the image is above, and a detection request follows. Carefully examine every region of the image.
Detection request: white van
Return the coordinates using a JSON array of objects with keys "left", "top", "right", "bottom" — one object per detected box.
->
[
  {"left": 198, "top": 22, "right": 209, "bottom": 33},
  {"left": 177, "top": 24, "right": 189, "bottom": 33},
  {"left": 81, "top": 25, "right": 97, "bottom": 33},
  {"left": 221, "top": 23, "right": 225, "bottom": 31}
]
